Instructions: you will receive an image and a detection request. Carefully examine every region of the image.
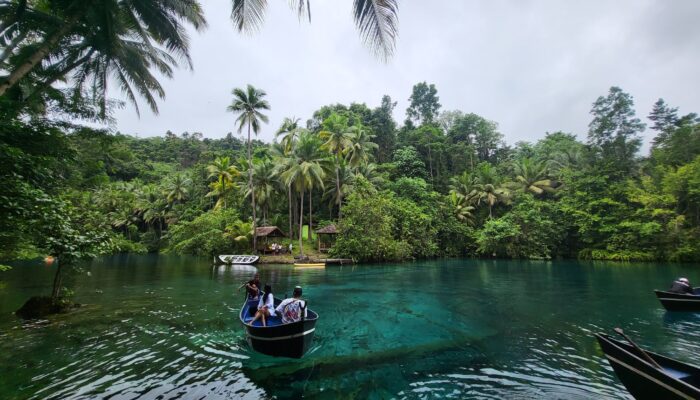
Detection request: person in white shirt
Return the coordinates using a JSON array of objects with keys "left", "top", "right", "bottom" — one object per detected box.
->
[
  {"left": 275, "top": 286, "right": 307, "bottom": 324},
  {"left": 248, "top": 284, "right": 275, "bottom": 326}
]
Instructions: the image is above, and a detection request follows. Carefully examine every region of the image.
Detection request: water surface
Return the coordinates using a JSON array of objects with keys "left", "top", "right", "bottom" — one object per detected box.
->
[{"left": 1, "top": 255, "right": 699, "bottom": 399}]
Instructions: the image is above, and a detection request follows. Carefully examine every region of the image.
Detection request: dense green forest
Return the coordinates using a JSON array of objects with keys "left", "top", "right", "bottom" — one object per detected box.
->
[
  {"left": 2, "top": 0, "right": 700, "bottom": 277},
  {"left": 3, "top": 80, "right": 700, "bottom": 265}
]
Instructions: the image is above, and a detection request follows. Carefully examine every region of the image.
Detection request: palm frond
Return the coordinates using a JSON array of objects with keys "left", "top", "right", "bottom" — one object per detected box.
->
[
  {"left": 353, "top": 0, "right": 398, "bottom": 61},
  {"left": 231, "top": 0, "right": 268, "bottom": 34},
  {"left": 288, "top": 0, "right": 311, "bottom": 22}
]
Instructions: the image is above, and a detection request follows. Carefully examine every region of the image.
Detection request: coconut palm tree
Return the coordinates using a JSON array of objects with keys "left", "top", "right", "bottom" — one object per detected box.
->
[
  {"left": 323, "top": 159, "right": 355, "bottom": 217},
  {"left": 271, "top": 142, "right": 298, "bottom": 241},
  {"left": 280, "top": 132, "right": 325, "bottom": 257},
  {"left": 319, "top": 113, "right": 354, "bottom": 219},
  {"left": 207, "top": 156, "right": 238, "bottom": 209},
  {"left": 143, "top": 198, "right": 169, "bottom": 235},
  {"left": 227, "top": 84, "right": 270, "bottom": 253},
  {"left": 164, "top": 174, "right": 191, "bottom": 204},
  {"left": 472, "top": 183, "right": 510, "bottom": 219},
  {"left": 225, "top": 220, "right": 254, "bottom": 252},
  {"left": 249, "top": 159, "right": 277, "bottom": 225},
  {"left": 354, "top": 162, "right": 385, "bottom": 188},
  {"left": 468, "top": 163, "right": 511, "bottom": 219},
  {"left": 449, "top": 171, "right": 478, "bottom": 200},
  {"left": 229, "top": 0, "right": 398, "bottom": 60},
  {"left": 0, "top": 0, "right": 207, "bottom": 110},
  {"left": 511, "top": 158, "right": 557, "bottom": 196},
  {"left": 275, "top": 117, "right": 302, "bottom": 154},
  {"left": 448, "top": 192, "right": 475, "bottom": 224},
  {"left": 346, "top": 125, "right": 378, "bottom": 167}
]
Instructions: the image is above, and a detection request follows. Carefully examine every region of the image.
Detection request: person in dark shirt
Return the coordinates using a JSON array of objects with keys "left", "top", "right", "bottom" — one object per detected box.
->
[
  {"left": 669, "top": 277, "right": 694, "bottom": 295},
  {"left": 239, "top": 273, "right": 261, "bottom": 299}
]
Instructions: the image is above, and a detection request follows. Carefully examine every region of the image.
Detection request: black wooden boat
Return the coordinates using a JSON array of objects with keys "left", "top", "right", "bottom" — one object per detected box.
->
[
  {"left": 239, "top": 294, "right": 318, "bottom": 358},
  {"left": 595, "top": 333, "right": 700, "bottom": 399},
  {"left": 655, "top": 288, "right": 700, "bottom": 311}
]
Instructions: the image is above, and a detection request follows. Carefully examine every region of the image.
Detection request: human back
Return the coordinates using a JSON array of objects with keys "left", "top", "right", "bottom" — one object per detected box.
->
[
  {"left": 669, "top": 277, "right": 694, "bottom": 295},
  {"left": 258, "top": 286, "right": 276, "bottom": 316},
  {"left": 275, "top": 286, "right": 307, "bottom": 324}
]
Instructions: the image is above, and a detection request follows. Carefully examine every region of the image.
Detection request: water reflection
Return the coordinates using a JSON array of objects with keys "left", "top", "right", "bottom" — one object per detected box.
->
[{"left": 0, "top": 256, "right": 699, "bottom": 399}]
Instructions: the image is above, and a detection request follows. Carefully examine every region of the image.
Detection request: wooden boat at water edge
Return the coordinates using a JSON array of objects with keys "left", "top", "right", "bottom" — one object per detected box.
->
[
  {"left": 595, "top": 333, "right": 700, "bottom": 399},
  {"left": 293, "top": 263, "right": 325, "bottom": 268},
  {"left": 655, "top": 289, "right": 700, "bottom": 311},
  {"left": 239, "top": 294, "right": 319, "bottom": 358},
  {"left": 215, "top": 254, "right": 259, "bottom": 265}
]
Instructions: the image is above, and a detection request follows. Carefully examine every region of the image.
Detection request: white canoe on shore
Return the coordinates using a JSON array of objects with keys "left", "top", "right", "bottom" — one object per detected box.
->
[{"left": 214, "top": 255, "right": 260, "bottom": 265}]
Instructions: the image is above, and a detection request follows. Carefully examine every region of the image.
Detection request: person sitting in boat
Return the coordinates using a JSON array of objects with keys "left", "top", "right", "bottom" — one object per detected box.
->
[
  {"left": 248, "top": 285, "right": 276, "bottom": 326},
  {"left": 275, "top": 286, "right": 307, "bottom": 324},
  {"left": 240, "top": 273, "right": 261, "bottom": 300},
  {"left": 669, "top": 277, "right": 694, "bottom": 295}
]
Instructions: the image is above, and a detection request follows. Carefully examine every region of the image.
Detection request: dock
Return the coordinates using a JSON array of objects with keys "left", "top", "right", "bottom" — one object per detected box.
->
[{"left": 323, "top": 258, "right": 354, "bottom": 265}]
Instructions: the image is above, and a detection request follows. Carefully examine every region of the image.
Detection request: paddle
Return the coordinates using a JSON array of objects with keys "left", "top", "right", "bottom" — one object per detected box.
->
[{"left": 614, "top": 327, "right": 662, "bottom": 370}]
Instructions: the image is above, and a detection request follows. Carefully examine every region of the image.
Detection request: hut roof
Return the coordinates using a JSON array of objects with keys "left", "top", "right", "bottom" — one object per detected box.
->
[
  {"left": 315, "top": 224, "right": 338, "bottom": 234},
  {"left": 255, "top": 226, "right": 286, "bottom": 237}
]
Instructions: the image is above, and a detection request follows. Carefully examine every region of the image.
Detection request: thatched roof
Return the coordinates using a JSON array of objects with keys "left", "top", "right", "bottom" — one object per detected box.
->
[
  {"left": 255, "top": 226, "right": 286, "bottom": 237},
  {"left": 315, "top": 224, "right": 338, "bottom": 235}
]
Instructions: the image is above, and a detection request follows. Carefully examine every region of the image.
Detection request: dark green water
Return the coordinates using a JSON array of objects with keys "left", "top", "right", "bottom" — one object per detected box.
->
[{"left": 1, "top": 256, "right": 700, "bottom": 399}]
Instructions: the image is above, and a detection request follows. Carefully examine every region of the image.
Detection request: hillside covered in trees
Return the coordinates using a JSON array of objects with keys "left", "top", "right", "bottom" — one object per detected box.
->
[{"left": 3, "top": 81, "right": 700, "bottom": 264}]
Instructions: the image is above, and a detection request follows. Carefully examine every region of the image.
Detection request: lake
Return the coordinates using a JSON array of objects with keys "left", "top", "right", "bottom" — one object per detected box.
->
[{"left": 1, "top": 255, "right": 699, "bottom": 399}]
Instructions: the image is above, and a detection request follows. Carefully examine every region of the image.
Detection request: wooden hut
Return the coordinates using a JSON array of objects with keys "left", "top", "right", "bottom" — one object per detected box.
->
[
  {"left": 315, "top": 224, "right": 338, "bottom": 252},
  {"left": 255, "top": 226, "right": 287, "bottom": 253}
]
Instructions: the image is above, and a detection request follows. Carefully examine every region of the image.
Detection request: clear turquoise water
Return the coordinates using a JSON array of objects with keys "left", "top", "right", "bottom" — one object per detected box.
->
[{"left": 1, "top": 255, "right": 700, "bottom": 399}]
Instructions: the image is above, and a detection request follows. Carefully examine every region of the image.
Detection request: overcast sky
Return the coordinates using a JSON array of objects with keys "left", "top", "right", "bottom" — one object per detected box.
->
[{"left": 108, "top": 0, "right": 700, "bottom": 152}]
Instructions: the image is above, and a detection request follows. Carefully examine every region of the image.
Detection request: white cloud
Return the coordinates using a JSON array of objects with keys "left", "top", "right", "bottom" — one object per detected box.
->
[{"left": 108, "top": 0, "right": 700, "bottom": 153}]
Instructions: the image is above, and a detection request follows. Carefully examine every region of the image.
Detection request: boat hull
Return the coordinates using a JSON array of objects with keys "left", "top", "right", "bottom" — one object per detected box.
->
[
  {"left": 595, "top": 333, "right": 700, "bottom": 400},
  {"left": 244, "top": 318, "right": 317, "bottom": 358},
  {"left": 294, "top": 263, "right": 325, "bottom": 268},
  {"left": 216, "top": 255, "right": 260, "bottom": 265},
  {"left": 239, "top": 296, "right": 318, "bottom": 358},
  {"left": 654, "top": 290, "right": 700, "bottom": 311}
]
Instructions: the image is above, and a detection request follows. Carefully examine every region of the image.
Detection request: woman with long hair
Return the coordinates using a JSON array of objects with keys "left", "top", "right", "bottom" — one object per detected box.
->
[{"left": 249, "top": 284, "right": 275, "bottom": 326}]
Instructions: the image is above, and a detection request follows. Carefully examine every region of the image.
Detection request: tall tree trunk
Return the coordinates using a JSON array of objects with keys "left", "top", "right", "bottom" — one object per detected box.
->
[
  {"left": 288, "top": 187, "right": 293, "bottom": 241},
  {"left": 51, "top": 261, "right": 63, "bottom": 302},
  {"left": 335, "top": 158, "right": 342, "bottom": 220},
  {"left": 0, "top": 13, "right": 82, "bottom": 96},
  {"left": 248, "top": 124, "right": 257, "bottom": 253},
  {"left": 292, "top": 191, "right": 298, "bottom": 239},
  {"left": 308, "top": 188, "right": 312, "bottom": 237},
  {"left": 427, "top": 144, "right": 434, "bottom": 183},
  {"left": 299, "top": 190, "right": 305, "bottom": 257}
]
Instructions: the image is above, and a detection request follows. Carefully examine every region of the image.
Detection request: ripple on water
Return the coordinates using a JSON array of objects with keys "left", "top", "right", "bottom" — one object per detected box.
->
[{"left": 1, "top": 257, "right": 698, "bottom": 399}]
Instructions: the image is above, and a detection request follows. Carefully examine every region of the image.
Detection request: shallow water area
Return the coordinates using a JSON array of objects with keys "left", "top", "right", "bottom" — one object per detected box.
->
[{"left": 1, "top": 255, "right": 699, "bottom": 399}]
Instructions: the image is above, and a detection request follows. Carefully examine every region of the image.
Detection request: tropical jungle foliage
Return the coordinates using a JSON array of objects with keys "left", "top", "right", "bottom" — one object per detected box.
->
[
  {"left": 2, "top": 1, "right": 700, "bottom": 276},
  {"left": 3, "top": 81, "right": 700, "bottom": 266}
]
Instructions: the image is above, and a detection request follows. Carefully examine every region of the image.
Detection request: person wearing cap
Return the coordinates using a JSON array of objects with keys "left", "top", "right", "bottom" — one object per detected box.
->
[
  {"left": 669, "top": 277, "right": 694, "bottom": 295},
  {"left": 275, "top": 286, "right": 307, "bottom": 324}
]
